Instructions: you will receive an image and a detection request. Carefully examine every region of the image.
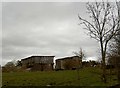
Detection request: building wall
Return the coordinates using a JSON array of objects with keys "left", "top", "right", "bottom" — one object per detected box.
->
[
  {"left": 55, "top": 56, "right": 81, "bottom": 70},
  {"left": 31, "top": 63, "right": 53, "bottom": 71},
  {"left": 21, "top": 56, "right": 54, "bottom": 71},
  {"left": 34, "top": 56, "right": 53, "bottom": 64},
  {"left": 55, "top": 60, "right": 61, "bottom": 70}
]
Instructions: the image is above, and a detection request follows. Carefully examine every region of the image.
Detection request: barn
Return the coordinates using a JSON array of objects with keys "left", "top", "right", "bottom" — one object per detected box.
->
[
  {"left": 21, "top": 56, "right": 55, "bottom": 71},
  {"left": 55, "top": 56, "right": 82, "bottom": 70}
]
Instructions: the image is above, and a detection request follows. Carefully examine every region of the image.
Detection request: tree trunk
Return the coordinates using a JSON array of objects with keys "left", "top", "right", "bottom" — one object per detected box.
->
[
  {"left": 100, "top": 38, "right": 107, "bottom": 83},
  {"left": 102, "top": 55, "right": 107, "bottom": 83},
  {"left": 118, "top": 68, "right": 120, "bottom": 83},
  {"left": 117, "top": 57, "right": 120, "bottom": 83}
]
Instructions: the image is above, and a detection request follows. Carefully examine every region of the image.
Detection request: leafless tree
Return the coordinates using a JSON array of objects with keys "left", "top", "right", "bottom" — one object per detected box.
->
[
  {"left": 73, "top": 48, "right": 85, "bottom": 80},
  {"left": 73, "top": 48, "right": 85, "bottom": 68},
  {"left": 78, "top": 1, "right": 120, "bottom": 83},
  {"left": 108, "top": 1, "right": 120, "bottom": 83}
]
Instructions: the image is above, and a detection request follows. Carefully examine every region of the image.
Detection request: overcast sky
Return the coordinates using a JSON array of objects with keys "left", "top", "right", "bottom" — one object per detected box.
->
[{"left": 2, "top": 2, "right": 100, "bottom": 66}]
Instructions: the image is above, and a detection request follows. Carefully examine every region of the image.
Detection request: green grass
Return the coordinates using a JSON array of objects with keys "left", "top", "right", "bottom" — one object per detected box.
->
[{"left": 2, "top": 67, "right": 119, "bottom": 86}]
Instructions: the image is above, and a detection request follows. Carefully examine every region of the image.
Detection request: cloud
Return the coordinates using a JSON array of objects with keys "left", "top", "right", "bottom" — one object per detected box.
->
[
  {"left": 0, "top": 2, "right": 2, "bottom": 65},
  {"left": 2, "top": 2, "right": 99, "bottom": 66}
]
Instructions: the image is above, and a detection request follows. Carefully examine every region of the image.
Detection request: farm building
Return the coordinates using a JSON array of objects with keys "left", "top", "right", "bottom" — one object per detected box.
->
[
  {"left": 21, "top": 56, "right": 55, "bottom": 71},
  {"left": 55, "top": 56, "right": 82, "bottom": 70}
]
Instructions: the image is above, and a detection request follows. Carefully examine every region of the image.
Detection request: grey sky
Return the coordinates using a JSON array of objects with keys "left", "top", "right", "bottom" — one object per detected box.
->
[
  {"left": 2, "top": 2, "right": 99, "bottom": 66},
  {"left": 0, "top": 2, "right": 2, "bottom": 66}
]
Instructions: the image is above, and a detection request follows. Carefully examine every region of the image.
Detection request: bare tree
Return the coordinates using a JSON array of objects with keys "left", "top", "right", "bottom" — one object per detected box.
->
[
  {"left": 108, "top": 1, "right": 120, "bottom": 83},
  {"left": 4, "top": 61, "right": 15, "bottom": 68},
  {"left": 116, "top": 2, "right": 120, "bottom": 83},
  {"left": 73, "top": 48, "right": 85, "bottom": 68},
  {"left": 73, "top": 48, "right": 85, "bottom": 80},
  {"left": 78, "top": 1, "right": 120, "bottom": 83},
  {"left": 16, "top": 60, "right": 22, "bottom": 67}
]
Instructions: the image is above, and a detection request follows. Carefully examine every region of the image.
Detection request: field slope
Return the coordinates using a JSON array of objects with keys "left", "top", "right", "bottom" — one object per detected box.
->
[{"left": 2, "top": 67, "right": 118, "bottom": 87}]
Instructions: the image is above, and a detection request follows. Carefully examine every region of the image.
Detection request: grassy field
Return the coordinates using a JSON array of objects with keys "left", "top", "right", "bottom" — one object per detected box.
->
[{"left": 2, "top": 67, "right": 119, "bottom": 87}]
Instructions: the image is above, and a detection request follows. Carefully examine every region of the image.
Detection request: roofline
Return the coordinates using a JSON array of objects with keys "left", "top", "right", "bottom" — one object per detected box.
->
[
  {"left": 21, "top": 55, "right": 55, "bottom": 61},
  {"left": 55, "top": 56, "right": 79, "bottom": 61}
]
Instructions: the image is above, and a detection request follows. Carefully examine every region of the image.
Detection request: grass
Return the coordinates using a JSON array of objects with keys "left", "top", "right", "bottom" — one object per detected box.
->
[
  {"left": 0, "top": 70, "right": 2, "bottom": 87},
  {"left": 2, "top": 67, "right": 119, "bottom": 87}
]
